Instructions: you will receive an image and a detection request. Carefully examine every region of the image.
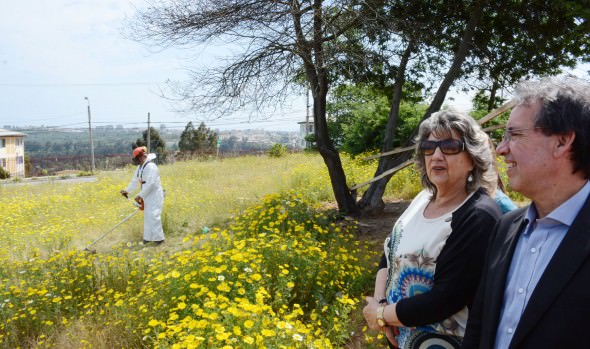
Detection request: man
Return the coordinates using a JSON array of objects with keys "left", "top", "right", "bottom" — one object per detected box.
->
[
  {"left": 120, "top": 146, "right": 165, "bottom": 245},
  {"left": 462, "top": 75, "right": 590, "bottom": 349}
]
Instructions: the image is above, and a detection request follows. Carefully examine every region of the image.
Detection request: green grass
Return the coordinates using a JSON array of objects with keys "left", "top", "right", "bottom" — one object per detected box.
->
[{"left": 0, "top": 152, "right": 410, "bottom": 348}]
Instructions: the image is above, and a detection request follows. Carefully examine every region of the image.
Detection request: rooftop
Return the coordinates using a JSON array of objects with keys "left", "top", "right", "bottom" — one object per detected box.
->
[{"left": 0, "top": 128, "right": 26, "bottom": 137}]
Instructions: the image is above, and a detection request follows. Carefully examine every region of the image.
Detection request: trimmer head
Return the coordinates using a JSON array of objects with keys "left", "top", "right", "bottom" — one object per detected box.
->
[{"left": 83, "top": 247, "right": 97, "bottom": 254}]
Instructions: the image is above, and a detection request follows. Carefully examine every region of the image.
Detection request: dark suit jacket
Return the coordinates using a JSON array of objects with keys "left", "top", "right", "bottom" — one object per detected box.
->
[{"left": 462, "top": 194, "right": 590, "bottom": 349}]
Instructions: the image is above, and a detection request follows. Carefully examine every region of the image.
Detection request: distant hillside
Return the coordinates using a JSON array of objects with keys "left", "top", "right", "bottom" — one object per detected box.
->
[
  {"left": 18, "top": 126, "right": 160, "bottom": 158},
  {"left": 5, "top": 126, "right": 301, "bottom": 175}
]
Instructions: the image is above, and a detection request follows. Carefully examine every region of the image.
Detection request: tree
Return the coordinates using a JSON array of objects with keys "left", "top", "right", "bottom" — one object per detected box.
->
[
  {"left": 135, "top": 127, "right": 166, "bottom": 162},
  {"left": 179, "top": 121, "right": 218, "bottom": 153},
  {"left": 355, "top": 0, "right": 590, "bottom": 214},
  {"left": 327, "top": 84, "right": 424, "bottom": 155},
  {"left": 127, "top": 0, "right": 384, "bottom": 215},
  {"left": 128, "top": 0, "right": 590, "bottom": 216},
  {"left": 178, "top": 122, "right": 196, "bottom": 152}
]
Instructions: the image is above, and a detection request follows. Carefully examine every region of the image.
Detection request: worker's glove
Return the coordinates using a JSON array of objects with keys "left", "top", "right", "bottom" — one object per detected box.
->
[
  {"left": 135, "top": 195, "right": 145, "bottom": 210},
  {"left": 120, "top": 190, "right": 128, "bottom": 198}
]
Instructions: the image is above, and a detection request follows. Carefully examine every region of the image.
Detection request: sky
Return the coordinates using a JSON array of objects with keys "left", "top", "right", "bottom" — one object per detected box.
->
[
  {"left": 2, "top": 2, "right": 587, "bottom": 134},
  {"left": 0, "top": 0, "right": 309, "bottom": 132}
]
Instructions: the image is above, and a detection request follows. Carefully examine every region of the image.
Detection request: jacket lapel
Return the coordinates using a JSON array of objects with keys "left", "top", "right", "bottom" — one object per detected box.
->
[
  {"left": 510, "top": 197, "right": 590, "bottom": 348},
  {"left": 484, "top": 210, "right": 528, "bottom": 341}
]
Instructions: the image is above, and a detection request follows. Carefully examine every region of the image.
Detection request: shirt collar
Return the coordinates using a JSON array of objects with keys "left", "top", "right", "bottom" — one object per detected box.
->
[{"left": 526, "top": 180, "right": 590, "bottom": 227}]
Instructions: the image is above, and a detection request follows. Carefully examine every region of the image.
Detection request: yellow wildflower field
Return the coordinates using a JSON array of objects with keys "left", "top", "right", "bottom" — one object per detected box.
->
[{"left": 0, "top": 153, "right": 420, "bottom": 348}]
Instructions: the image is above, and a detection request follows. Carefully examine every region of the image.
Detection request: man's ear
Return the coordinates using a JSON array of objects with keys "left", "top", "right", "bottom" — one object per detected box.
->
[{"left": 554, "top": 131, "right": 576, "bottom": 157}]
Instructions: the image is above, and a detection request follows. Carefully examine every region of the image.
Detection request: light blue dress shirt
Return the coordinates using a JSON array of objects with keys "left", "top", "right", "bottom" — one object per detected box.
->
[{"left": 494, "top": 180, "right": 590, "bottom": 349}]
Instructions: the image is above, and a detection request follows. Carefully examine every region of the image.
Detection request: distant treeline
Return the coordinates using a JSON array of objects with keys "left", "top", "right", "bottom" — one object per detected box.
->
[
  {"left": 22, "top": 127, "right": 180, "bottom": 159},
  {"left": 12, "top": 126, "right": 301, "bottom": 175},
  {"left": 18, "top": 127, "right": 179, "bottom": 175}
]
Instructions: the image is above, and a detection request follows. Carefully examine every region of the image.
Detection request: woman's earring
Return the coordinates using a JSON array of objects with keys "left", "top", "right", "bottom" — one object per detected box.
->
[{"left": 467, "top": 173, "right": 473, "bottom": 183}]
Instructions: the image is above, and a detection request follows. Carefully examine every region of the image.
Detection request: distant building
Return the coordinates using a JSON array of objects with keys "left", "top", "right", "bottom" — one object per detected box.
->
[
  {"left": 0, "top": 128, "right": 26, "bottom": 178},
  {"left": 297, "top": 120, "right": 314, "bottom": 149}
]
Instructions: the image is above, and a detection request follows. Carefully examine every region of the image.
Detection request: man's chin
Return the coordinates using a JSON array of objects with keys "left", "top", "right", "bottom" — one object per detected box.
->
[{"left": 506, "top": 178, "right": 522, "bottom": 193}]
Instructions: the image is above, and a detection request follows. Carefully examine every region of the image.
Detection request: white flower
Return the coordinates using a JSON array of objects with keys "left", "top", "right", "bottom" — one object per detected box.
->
[
  {"left": 217, "top": 275, "right": 225, "bottom": 281},
  {"left": 293, "top": 333, "right": 304, "bottom": 342},
  {"left": 244, "top": 267, "right": 252, "bottom": 273}
]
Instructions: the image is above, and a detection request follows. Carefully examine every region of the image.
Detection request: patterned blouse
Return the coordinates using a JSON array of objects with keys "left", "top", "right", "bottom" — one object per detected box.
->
[{"left": 384, "top": 190, "right": 476, "bottom": 348}]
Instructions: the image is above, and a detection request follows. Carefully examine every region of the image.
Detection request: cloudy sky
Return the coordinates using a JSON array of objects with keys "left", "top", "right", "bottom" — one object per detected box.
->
[
  {"left": 2, "top": 1, "right": 588, "bottom": 133},
  {"left": 0, "top": 0, "right": 308, "bottom": 132}
]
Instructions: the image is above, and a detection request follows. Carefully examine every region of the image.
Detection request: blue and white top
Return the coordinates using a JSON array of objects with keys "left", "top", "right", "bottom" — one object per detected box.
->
[{"left": 383, "top": 189, "right": 501, "bottom": 349}]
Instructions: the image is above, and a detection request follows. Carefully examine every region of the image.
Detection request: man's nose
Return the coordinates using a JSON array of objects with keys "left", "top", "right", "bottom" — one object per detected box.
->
[{"left": 496, "top": 139, "right": 509, "bottom": 155}]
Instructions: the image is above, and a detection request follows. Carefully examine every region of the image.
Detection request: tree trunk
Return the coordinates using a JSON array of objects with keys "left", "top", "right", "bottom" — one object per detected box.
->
[
  {"left": 358, "top": 40, "right": 414, "bottom": 215},
  {"left": 303, "top": 0, "right": 360, "bottom": 216},
  {"left": 359, "top": 0, "right": 487, "bottom": 216},
  {"left": 488, "top": 78, "right": 499, "bottom": 112},
  {"left": 314, "top": 92, "right": 360, "bottom": 216}
]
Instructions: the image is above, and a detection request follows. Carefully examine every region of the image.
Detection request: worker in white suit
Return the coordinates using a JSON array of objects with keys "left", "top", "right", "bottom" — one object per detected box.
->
[{"left": 120, "top": 146, "right": 165, "bottom": 245}]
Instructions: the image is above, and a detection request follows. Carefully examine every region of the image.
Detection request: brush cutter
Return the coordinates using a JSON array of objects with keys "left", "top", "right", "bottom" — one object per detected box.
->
[
  {"left": 121, "top": 191, "right": 144, "bottom": 210},
  {"left": 83, "top": 197, "right": 143, "bottom": 253}
]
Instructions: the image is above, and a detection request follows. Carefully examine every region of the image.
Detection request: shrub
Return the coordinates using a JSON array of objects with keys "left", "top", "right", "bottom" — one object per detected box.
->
[
  {"left": 268, "top": 143, "right": 288, "bottom": 158},
  {"left": 0, "top": 166, "right": 10, "bottom": 179}
]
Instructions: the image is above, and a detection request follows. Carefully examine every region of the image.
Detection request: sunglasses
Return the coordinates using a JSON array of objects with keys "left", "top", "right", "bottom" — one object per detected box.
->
[{"left": 419, "top": 139, "right": 465, "bottom": 156}]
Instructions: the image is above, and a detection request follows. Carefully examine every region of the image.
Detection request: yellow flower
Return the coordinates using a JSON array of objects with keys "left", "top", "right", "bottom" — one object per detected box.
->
[
  {"left": 261, "top": 329, "right": 275, "bottom": 337},
  {"left": 215, "top": 332, "right": 231, "bottom": 341},
  {"left": 216, "top": 282, "right": 231, "bottom": 292},
  {"left": 233, "top": 326, "right": 242, "bottom": 336}
]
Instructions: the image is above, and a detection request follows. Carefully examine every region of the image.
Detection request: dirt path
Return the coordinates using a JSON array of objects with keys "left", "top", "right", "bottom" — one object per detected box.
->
[{"left": 356, "top": 199, "right": 410, "bottom": 241}]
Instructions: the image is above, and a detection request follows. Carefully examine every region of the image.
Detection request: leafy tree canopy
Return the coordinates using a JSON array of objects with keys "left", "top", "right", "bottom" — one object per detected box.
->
[
  {"left": 135, "top": 127, "right": 166, "bottom": 162},
  {"left": 179, "top": 122, "right": 218, "bottom": 152},
  {"left": 327, "top": 84, "right": 424, "bottom": 155}
]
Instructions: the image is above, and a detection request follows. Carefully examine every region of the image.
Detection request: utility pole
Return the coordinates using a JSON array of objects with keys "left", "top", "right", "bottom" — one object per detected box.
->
[
  {"left": 305, "top": 87, "right": 310, "bottom": 149},
  {"left": 147, "top": 112, "right": 151, "bottom": 153},
  {"left": 84, "top": 97, "right": 96, "bottom": 172}
]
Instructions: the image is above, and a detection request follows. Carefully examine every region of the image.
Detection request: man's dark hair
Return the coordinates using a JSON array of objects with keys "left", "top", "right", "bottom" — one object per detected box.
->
[{"left": 513, "top": 75, "right": 590, "bottom": 178}]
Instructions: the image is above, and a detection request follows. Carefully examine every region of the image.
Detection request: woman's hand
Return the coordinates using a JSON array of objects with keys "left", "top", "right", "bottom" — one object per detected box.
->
[
  {"left": 385, "top": 326, "right": 400, "bottom": 348},
  {"left": 363, "top": 296, "right": 381, "bottom": 331},
  {"left": 364, "top": 297, "right": 400, "bottom": 347}
]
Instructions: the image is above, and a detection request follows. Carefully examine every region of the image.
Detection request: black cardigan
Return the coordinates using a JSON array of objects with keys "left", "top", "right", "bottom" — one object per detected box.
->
[{"left": 378, "top": 188, "right": 501, "bottom": 327}]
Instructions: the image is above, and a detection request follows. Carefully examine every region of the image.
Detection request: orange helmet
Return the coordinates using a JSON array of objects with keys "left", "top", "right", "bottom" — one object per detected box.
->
[{"left": 133, "top": 146, "right": 147, "bottom": 158}]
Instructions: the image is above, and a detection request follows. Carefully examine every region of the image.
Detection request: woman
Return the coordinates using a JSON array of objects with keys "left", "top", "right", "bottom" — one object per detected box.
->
[{"left": 363, "top": 109, "right": 501, "bottom": 348}]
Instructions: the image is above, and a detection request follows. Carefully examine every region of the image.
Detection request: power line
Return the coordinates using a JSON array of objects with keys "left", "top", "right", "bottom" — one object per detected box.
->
[
  {"left": 9, "top": 117, "right": 305, "bottom": 130},
  {"left": 0, "top": 82, "right": 162, "bottom": 87}
]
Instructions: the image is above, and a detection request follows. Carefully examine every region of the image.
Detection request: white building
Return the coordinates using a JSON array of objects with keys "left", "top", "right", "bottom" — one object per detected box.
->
[
  {"left": 0, "top": 128, "right": 26, "bottom": 178},
  {"left": 297, "top": 120, "right": 314, "bottom": 149}
]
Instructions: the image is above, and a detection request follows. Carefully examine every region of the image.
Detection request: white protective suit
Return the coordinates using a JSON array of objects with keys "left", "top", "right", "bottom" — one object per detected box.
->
[{"left": 125, "top": 153, "right": 165, "bottom": 242}]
